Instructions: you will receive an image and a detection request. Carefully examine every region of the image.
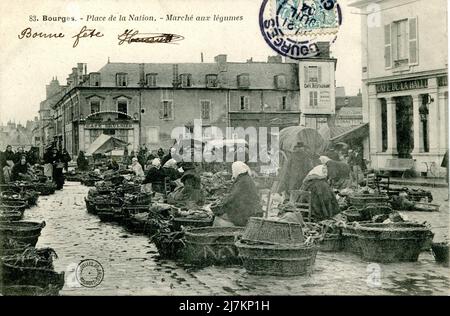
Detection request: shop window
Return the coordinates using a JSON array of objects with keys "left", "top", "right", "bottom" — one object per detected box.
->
[
  {"left": 116, "top": 73, "right": 128, "bottom": 87},
  {"left": 201, "top": 100, "right": 211, "bottom": 120},
  {"left": 240, "top": 96, "right": 249, "bottom": 110}
]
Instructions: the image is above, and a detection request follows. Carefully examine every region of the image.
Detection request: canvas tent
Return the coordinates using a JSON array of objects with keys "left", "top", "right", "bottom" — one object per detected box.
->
[{"left": 85, "top": 134, "right": 129, "bottom": 156}]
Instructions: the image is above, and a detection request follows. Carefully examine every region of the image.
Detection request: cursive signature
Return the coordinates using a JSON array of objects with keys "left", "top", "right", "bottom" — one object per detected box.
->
[
  {"left": 117, "top": 29, "right": 184, "bottom": 45},
  {"left": 72, "top": 26, "right": 104, "bottom": 48}
]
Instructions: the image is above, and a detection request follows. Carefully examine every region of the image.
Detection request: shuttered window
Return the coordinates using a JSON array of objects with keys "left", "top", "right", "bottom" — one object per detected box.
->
[
  {"left": 409, "top": 17, "right": 418, "bottom": 65},
  {"left": 384, "top": 24, "right": 392, "bottom": 68},
  {"left": 159, "top": 100, "right": 173, "bottom": 120},
  {"left": 240, "top": 96, "right": 249, "bottom": 110},
  {"left": 201, "top": 100, "right": 211, "bottom": 119}
]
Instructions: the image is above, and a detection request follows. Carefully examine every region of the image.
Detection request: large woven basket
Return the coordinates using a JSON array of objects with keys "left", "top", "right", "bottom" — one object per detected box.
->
[
  {"left": 319, "top": 234, "right": 343, "bottom": 252},
  {"left": 235, "top": 240, "right": 318, "bottom": 276},
  {"left": 241, "top": 217, "right": 304, "bottom": 244},
  {"left": 355, "top": 222, "right": 434, "bottom": 263},
  {"left": 182, "top": 227, "right": 244, "bottom": 266},
  {"left": 172, "top": 216, "right": 214, "bottom": 230},
  {"left": 0, "top": 221, "right": 46, "bottom": 247},
  {"left": 349, "top": 194, "right": 390, "bottom": 208}
]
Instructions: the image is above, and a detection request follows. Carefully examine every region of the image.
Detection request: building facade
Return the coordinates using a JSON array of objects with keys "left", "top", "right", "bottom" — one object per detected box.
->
[
  {"left": 50, "top": 53, "right": 337, "bottom": 157},
  {"left": 351, "top": 0, "right": 448, "bottom": 176}
]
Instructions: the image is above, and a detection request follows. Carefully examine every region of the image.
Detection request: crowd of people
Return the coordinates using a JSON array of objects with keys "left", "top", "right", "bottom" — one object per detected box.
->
[{"left": 0, "top": 144, "right": 71, "bottom": 190}]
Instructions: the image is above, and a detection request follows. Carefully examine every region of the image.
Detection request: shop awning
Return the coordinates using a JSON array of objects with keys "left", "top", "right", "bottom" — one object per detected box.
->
[
  {"left": 85, "top": 134, "right": 129, "bottom": 156},
  {"left": 329, "top": 123, "right": 369, "bottom": 143}
]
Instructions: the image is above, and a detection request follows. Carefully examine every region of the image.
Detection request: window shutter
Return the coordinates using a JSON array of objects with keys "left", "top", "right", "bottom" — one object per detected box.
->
[
  {"left": 168, "top": 101, "right": 173, "bottom": 119},
  {"left": 318, "top": 66, "right": 322, "bottom": 83},
  {"left": 409, "top": 17, "right": 418, "bottom": 65},
  {"left": 159, "top": 102, "right": 164, "bottom": 119},
  {"left": 304, "top": 66, "right": 309, "bottom": 83},
  {"left": 245, "top": 97, "right": 249, "bottom": 110},
  {"left": 384, "top": 24, "right": 392, "bottom": 68}
]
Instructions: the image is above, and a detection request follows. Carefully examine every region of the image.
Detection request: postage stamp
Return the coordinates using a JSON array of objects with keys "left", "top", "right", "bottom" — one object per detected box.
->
[{"left": 259, "top": 0, "right": 342, "bottom": 59}]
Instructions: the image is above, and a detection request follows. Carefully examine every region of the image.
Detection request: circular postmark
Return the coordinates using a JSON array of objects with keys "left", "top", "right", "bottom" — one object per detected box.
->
[
  {"left": 259, "top": 0, "right": 342, "bottom": 59},
  {"left": 75, "top": 259, "right": 104, "bottom": 288}
]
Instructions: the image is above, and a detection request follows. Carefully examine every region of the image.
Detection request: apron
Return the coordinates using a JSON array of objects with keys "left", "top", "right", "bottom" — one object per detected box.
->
[{"left": 44, "top": 163, "right": 53, "bottom": 178}]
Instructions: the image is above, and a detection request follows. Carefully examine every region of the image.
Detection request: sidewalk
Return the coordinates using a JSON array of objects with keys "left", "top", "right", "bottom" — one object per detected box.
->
[{"left": 388, "top": 177, "right": 448, "bottom": 188}]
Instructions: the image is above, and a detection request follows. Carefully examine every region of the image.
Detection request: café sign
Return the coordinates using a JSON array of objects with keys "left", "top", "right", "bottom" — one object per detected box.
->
[
  {"left": 85, "top": 122, "right": 133, "bottom": 129},
  {"left": 376, "top": 79, "right": 428, "bottom": 93}
]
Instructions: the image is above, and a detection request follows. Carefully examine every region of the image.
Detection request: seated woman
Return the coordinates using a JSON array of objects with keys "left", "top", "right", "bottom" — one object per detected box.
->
[
  {"left": 299, "top": 164, "right": 341, "bottom": 221},
  {"left": 212, "top": 161, "right": 262, "bottom": 227},
  {"left": 11, "top": 155, "right": 33, "bottom": 182},
  {"left": 167, "top": 171, "right": 205, "bottom": 207},
  {"left": 129, "top": 157, "right": 145, "bottom": 180},
  {"left": 162, "top": 158, "right": 182, "bottom": 181},
  {"left": 319, "top": 156, "right": 351, "bottom": 189}
]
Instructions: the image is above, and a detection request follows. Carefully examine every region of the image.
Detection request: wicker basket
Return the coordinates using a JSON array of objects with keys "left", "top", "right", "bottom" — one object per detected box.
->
[
  {"left": 319, "top": 234, "right": 344, "bottom": 252},
  {"left": 355, "top": 222, "right": 434, "bottom": 263},
  {"left": 235, "top": 240, "right": 318, "bottom": 276},
  {"left": 241, "top": 217, "right": 304, "bottom": 245},
  {"left": 341, "top": 222, "right": 368, "bottom": 255},
  {"left": 0, "top": 221, "right": 45, "bottom": 247},
  {"left": 431, "top": 242, "right": 449, "bottom": 265},
  {"left": 349, "top": 194, "right": 390, "bottom": 208},
  {"left": 0, "top": 210, "right": 23, "bottom": 222},
  {"left": 363, "top": 203, "right": 393, "bottom": 218},
  {"left": 342, "top": 207, "right": 367, "bottom": 222},
  {"left": 182, "top": 227, "right": 244, "bottom": 266},
  {"left": 172, "top": 216, "right": 214, "bottom": 230},
  {"left": 32, "top": 182, "right": 56, "bottom": 195},
  {"left": 0, "top": 202, "right": 27, "bottom": 213}
]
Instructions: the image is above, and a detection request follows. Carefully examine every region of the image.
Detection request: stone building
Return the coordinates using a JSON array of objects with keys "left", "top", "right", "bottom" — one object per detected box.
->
[{"left": 351, "top": 0, "right": 448, "bottom": 177}]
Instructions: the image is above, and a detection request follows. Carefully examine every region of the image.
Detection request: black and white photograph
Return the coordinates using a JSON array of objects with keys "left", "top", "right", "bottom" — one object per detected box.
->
[{"left": 0, "top": 0, "right": 449, "bottom": 300}]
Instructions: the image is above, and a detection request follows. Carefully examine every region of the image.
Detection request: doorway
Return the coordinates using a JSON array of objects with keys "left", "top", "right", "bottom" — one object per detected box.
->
[{"left": 395, "top": 96, "right": 414, "bottom": 158}]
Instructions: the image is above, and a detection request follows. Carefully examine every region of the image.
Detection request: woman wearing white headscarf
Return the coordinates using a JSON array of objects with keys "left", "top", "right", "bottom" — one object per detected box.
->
[
  {"left": 212, "top": 161, "right": 262, "bottom": 227},
  {"left": 299, "top": 164, "right": 340, "bottom": 221},
  {"left": 130, "top": 157, "right": 145, "bottom": 179}
]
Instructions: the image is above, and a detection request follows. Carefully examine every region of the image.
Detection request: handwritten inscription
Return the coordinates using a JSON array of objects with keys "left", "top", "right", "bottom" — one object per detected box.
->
[
  {"left": 117, "top": 29, "right": 184, "bottom": 45},
  {"left": 17, "top": 27, "right": 184, "bottom": 47},
  {"left": 72, "top": 26, "right": 104, "bottom": 48}
]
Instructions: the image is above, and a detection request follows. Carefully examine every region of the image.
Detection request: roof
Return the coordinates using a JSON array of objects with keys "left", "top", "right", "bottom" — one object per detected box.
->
[
  {"left": 90, "top": 61, "right": 299, "bottom": 90},
  {"left": 85, "top": 134, "right": 129, "bottom": 156},
  {"left": 336, "top": 95, "right": 362, "bottom": 110}
]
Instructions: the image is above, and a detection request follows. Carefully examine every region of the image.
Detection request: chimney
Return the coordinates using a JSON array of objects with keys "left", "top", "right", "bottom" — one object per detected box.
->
[
  {"left": 172, "top": 64, "right": 179, "bottom": 88},
  {"left": 139, "top": 63, "right": 145, "bottom": 86},
  {"left": 201, "top": 52, "right": 204, "bottom": 63},
  {"left": 316, "top": 42, "right": 330, "bottom": 58},
  {"left": 267, "top": 55, "right": 282, "bottom": 63}
]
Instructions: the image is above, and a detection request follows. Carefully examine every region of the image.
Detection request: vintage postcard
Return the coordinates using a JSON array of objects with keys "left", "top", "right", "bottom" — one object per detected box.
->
[{"left": 0, "top": 0, "right": 449, "bottom": 301}]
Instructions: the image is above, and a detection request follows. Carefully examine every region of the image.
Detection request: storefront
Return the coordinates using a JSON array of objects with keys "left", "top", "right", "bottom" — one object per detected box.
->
[
  {"left": 78, "top": 111, "right": 140, "bottom": 154},
  {"left": 367, "top": 75, "right": 448, "bottom": 176}
]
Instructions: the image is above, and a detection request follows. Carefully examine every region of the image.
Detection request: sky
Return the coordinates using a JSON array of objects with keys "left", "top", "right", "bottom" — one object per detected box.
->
[{"left": 0, "top": 0, "right": 362, "bottom": 125}]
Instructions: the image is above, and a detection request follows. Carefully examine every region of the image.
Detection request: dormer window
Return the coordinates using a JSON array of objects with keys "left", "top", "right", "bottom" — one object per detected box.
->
[
  {"left": 206, "top": 74, "right": 218, "bottom": 88},
  {"left": 89, "top": 73, "right": 101, "bottom": 86},
  {"left": 237, "top": 74, "right": 250, "bottom": 88},
  {"left": 180, "top": 74, "right": 192, "bottom": 87},
  {"left": 146, "top": 73, "right": 157, "bottom": 87},
  {"left": 274, "top": 74, "right": 287, "bottom": 89},
  {"left": 116, "top": 73, "right": 128, "bottom": 87}
]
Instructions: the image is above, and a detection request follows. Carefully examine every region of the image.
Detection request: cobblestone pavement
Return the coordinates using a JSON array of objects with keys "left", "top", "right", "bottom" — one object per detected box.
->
[{"left": 23, "top": 182, "right": 450, "bottom": 296}]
